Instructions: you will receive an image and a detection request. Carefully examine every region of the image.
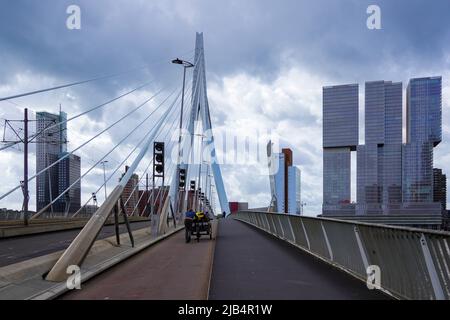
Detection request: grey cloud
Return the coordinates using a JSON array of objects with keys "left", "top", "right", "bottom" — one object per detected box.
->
[{"left": 1, "top": 0, "right": 450, "bottom": 213}]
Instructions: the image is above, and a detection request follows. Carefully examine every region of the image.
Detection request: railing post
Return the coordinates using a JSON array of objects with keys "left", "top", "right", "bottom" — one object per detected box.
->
[
  {"left": 300, "top": 218, "right": 310, "bottom": 250},
  {"left": 419, "top": 234, "right": 445, "bottom": 300},
  {"left": 354, "top": 226, "right": 369, "bottom": 270},
  {"left": 287, "top": 216, "right": 296, "bottom": 243},
  {"left": 321, "top": 222, "right": 333, "bottom": 261},
  {"left": 278, "top": 215, "right": 285, "bottom": 239}
]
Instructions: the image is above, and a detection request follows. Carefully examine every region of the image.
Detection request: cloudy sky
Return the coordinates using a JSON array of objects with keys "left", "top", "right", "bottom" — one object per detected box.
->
[{"left": 1, "top": 0, "right": 450, "bottom": 216}]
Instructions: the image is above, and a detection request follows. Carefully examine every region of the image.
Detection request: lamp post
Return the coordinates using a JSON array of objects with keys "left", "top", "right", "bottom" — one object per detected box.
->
[
  {"left": 172, "top": 58, "right": 194, "bottom": 214},
  {"left": 301, "top": 202, "right": 307, "bottom": 215}
]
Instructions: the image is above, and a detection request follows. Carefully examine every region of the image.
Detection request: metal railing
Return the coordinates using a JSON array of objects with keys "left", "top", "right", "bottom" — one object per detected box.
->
[{"left": 233, "top": 211, "right": 450, "bottom": 300}]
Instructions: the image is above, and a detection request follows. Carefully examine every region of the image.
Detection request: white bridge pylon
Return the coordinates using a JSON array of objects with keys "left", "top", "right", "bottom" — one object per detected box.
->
[{"left": 171, "top": 32, "right": 230, "bottom": 216}]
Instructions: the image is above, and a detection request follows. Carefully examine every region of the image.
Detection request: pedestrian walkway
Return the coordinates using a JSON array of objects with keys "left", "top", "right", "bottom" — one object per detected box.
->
[{"left": 208, "top": 219, "right": 389, "bottom": 300}]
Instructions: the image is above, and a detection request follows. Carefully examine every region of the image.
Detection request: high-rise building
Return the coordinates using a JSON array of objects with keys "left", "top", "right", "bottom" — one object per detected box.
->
[
  {"left": 121, "top": 166, "right": 139, "bottom": 216},
  {"left": 288, "top": 166, "right": 302, "bottom": 214},
  {"left": 36, "top": 111, "right": 68, "bottom": 213},
  {"left": 323, "top": 84, "right": 359, "bottom": 148},
  {"left": 406, "top": 77, "right": 442, "bottom": 146},
  {"left": 322, "top": 84, "right": 358, "bottom": 215},
  {"left": 403, "top": 77, "right": 442, "bottom": 203},
  {"left": 357, "top": 81, "right": 403, "bottom": 215},
  {"left": 267, "top": 143, "right": 302, "bottom": 215},
  {"left": 55, "top": 153, "right": 81, "bottom": 214},
  {"left": 36, "top": 111, "right": 82, "bottom": 215},
  {"left": 323, "top": 77, "right": 446, "bottom": 229},
  {"left": 273, "top": 151, "right": 286, "bottom": 213},
  {"left": 433, "top": 168, "right": 447, "bottom": 212}
]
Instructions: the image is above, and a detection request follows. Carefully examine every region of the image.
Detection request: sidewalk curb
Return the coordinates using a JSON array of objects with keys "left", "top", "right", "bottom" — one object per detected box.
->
[{"left": 206, "top": 219, "right": 219, "bottom": 300}]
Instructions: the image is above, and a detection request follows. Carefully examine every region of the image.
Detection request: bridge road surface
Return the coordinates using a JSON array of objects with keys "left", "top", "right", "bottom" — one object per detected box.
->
[
  {"left": 61, "top": 225, "right": 216, "bottom": 300},
  {"left": 208, "top": 219, "right": 389, "bottom": 300},
  {"left": 0, "top": 221, "right": 151, "bottom": 267}
]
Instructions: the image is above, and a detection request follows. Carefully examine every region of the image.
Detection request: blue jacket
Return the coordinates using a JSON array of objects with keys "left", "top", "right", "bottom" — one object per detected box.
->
[{"left": 185, "top": 210, "right": 195, "bottom": 219}]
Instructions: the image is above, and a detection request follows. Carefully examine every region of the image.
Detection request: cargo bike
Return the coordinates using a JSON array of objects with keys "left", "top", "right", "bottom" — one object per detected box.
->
[{"left": 184, "top": 217, "right": 213, "bottom": 243}]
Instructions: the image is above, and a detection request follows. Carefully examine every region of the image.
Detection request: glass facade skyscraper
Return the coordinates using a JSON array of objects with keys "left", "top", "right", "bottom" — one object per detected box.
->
[
  {"left": 323, "top": 84, "right": 359, "bottom": 149},
  {"left": 36, "top": 111, "right": 81, "bottom": 214},
  {"left": 288, "top": 166, "right": 301, "bottom": 215},
  {"left": 55, "top": 153, "right": 81, "bottom": 214},
  {"left": 323, "top": 148, "right": 351, "bottom": 206},
  {"left": 403, "top": 77, "right": 442, "bottom": 204},
  {"left": 36, "top": 111, "right": 68, "bottom": 213},
  {"left": 407, "top": 77, "right": 442, "bottom": 146},
  {"left": 323, "top": 84, "right": 358, "bottom": 215},
  {"left": 357, "top": 81, "right": 403, "bottom": 215},
  {"left": 273, "top": 152, "right": 286, "bottom": 213},
  {"left": 324, "top": 77, "right": 445, "bottom": 227},
  {"left": 267, "top": 146, "right": 302, "bottom": 215}
]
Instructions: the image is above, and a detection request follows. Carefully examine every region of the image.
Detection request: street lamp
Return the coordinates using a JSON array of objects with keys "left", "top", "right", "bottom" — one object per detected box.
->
[
  {"left": 172, "top": 58, "right": 194, "bottom": 214},
  {"left": 100, "top": 160, "right": 109, "bottom": 201},
  {"left": 301, "top": 202, "right": 307, "bottom": 215}
]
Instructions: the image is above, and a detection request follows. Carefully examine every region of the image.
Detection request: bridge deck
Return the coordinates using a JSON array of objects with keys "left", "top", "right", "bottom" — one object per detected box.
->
[
  {"left": 208, "top": 219, "right": 389, "bottom": 300},
  {"left": 61, "top": 224, "right": 216, "bottom": 300}
]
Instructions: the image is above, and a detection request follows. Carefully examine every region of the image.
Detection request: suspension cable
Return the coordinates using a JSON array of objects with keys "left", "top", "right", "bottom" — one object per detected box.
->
[
  {"left": 28, "top": 80, "right": 155, "bottom": 143},
  {"left": 0, "top": 86, "right": 171, "bottom": 202},
  {"left": 31, "top": 88, "right": 182, "bottom": 219},
  {"left": 124, "top": 89, "right": 194, "bottom": 215},
  {"left": 73, "top": 86, "right": 189, "bottom": 217},
  {"left": 0, "top": 48, "right": 194, "bottom": 102}
]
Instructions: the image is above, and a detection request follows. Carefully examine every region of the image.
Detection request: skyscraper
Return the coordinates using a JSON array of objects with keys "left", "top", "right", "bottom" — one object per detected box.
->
[
  {"left": 288, "top": 166, "right": 302, "bottom": 215},
  {"left": 403, "top": 77, "right": 442, "bottom": 203},
  {"left": 273, "top": 151, "right": 286, "bottom": 213},
  {"left": 56, "top": 153, "right": 81, "bottom": 214},
  {"left": 267, "top": 143, "right": 302, "bottom": 215},
  {"left": 323, "top": 77, "right": 445, "bottom": 228},
  {"left": 406, "top": 77, "right": 442, "bottom": 146},
  {"left": 36, "top": 111, "right": 67, "bottom": 213},
  {"left": 121, "top": 166, "right": 139, "bottom": 216},
  {"left": 357, "top": 81, "right": 403, "bottom": 215},
  {"left": 322, "top": 84, "right": 358, "bottom": 215},
  {"left": 36, "top": 111, "right": 82, "bottom": 215},
  {"left": 433, "top": 168, "right": 447, "bottom": 212}
]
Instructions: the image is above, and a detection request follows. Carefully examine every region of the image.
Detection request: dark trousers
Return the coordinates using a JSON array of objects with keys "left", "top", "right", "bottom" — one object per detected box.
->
[{"left": 184, "top": 218, "right": 193, "bottom": 231}]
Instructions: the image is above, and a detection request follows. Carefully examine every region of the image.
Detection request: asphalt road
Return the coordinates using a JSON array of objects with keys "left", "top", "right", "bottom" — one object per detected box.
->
[
  {"left": 61, "top": 222, "right": 217, "bottom": 300},
  {"left": 0, "top": 220, "right": 151, "bottom": 267},
  {"left": 208, "top": 219, "right": 390, "bottom": 300}
]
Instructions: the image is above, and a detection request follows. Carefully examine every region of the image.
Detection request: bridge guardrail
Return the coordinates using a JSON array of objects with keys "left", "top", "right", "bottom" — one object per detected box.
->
[{"left": 233, "top": 211, "right": 450, "bottom": 300}]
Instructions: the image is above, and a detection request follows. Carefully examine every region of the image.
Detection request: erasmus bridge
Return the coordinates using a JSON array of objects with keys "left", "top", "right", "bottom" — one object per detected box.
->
[{"left": 0, "top": 33, "right": 449, "bottom": 301}]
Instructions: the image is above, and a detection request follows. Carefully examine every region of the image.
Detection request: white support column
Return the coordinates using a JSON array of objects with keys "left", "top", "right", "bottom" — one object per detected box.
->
[
  {"left": 278, "top": 215, "right": 285, "bottom": 239},
  {"left": 354, "top": 226, "right": 369, "bottom": 270},
  {"left": 420, "top": 234, "right": 445, "bottom": 300},
  {"left": 300, "top": 219, "right": 311, "bottom": 250},
  {"left": 288, "top": 217, "right": 296, "bottom": 243},
  {"left": 321, "top": 222, "right": 333, "bottom": 261}
]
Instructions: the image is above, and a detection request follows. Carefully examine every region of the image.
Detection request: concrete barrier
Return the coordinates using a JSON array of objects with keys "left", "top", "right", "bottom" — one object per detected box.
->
[{"left": 0, "top": 216, "right": 149, "bottom": 239}]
